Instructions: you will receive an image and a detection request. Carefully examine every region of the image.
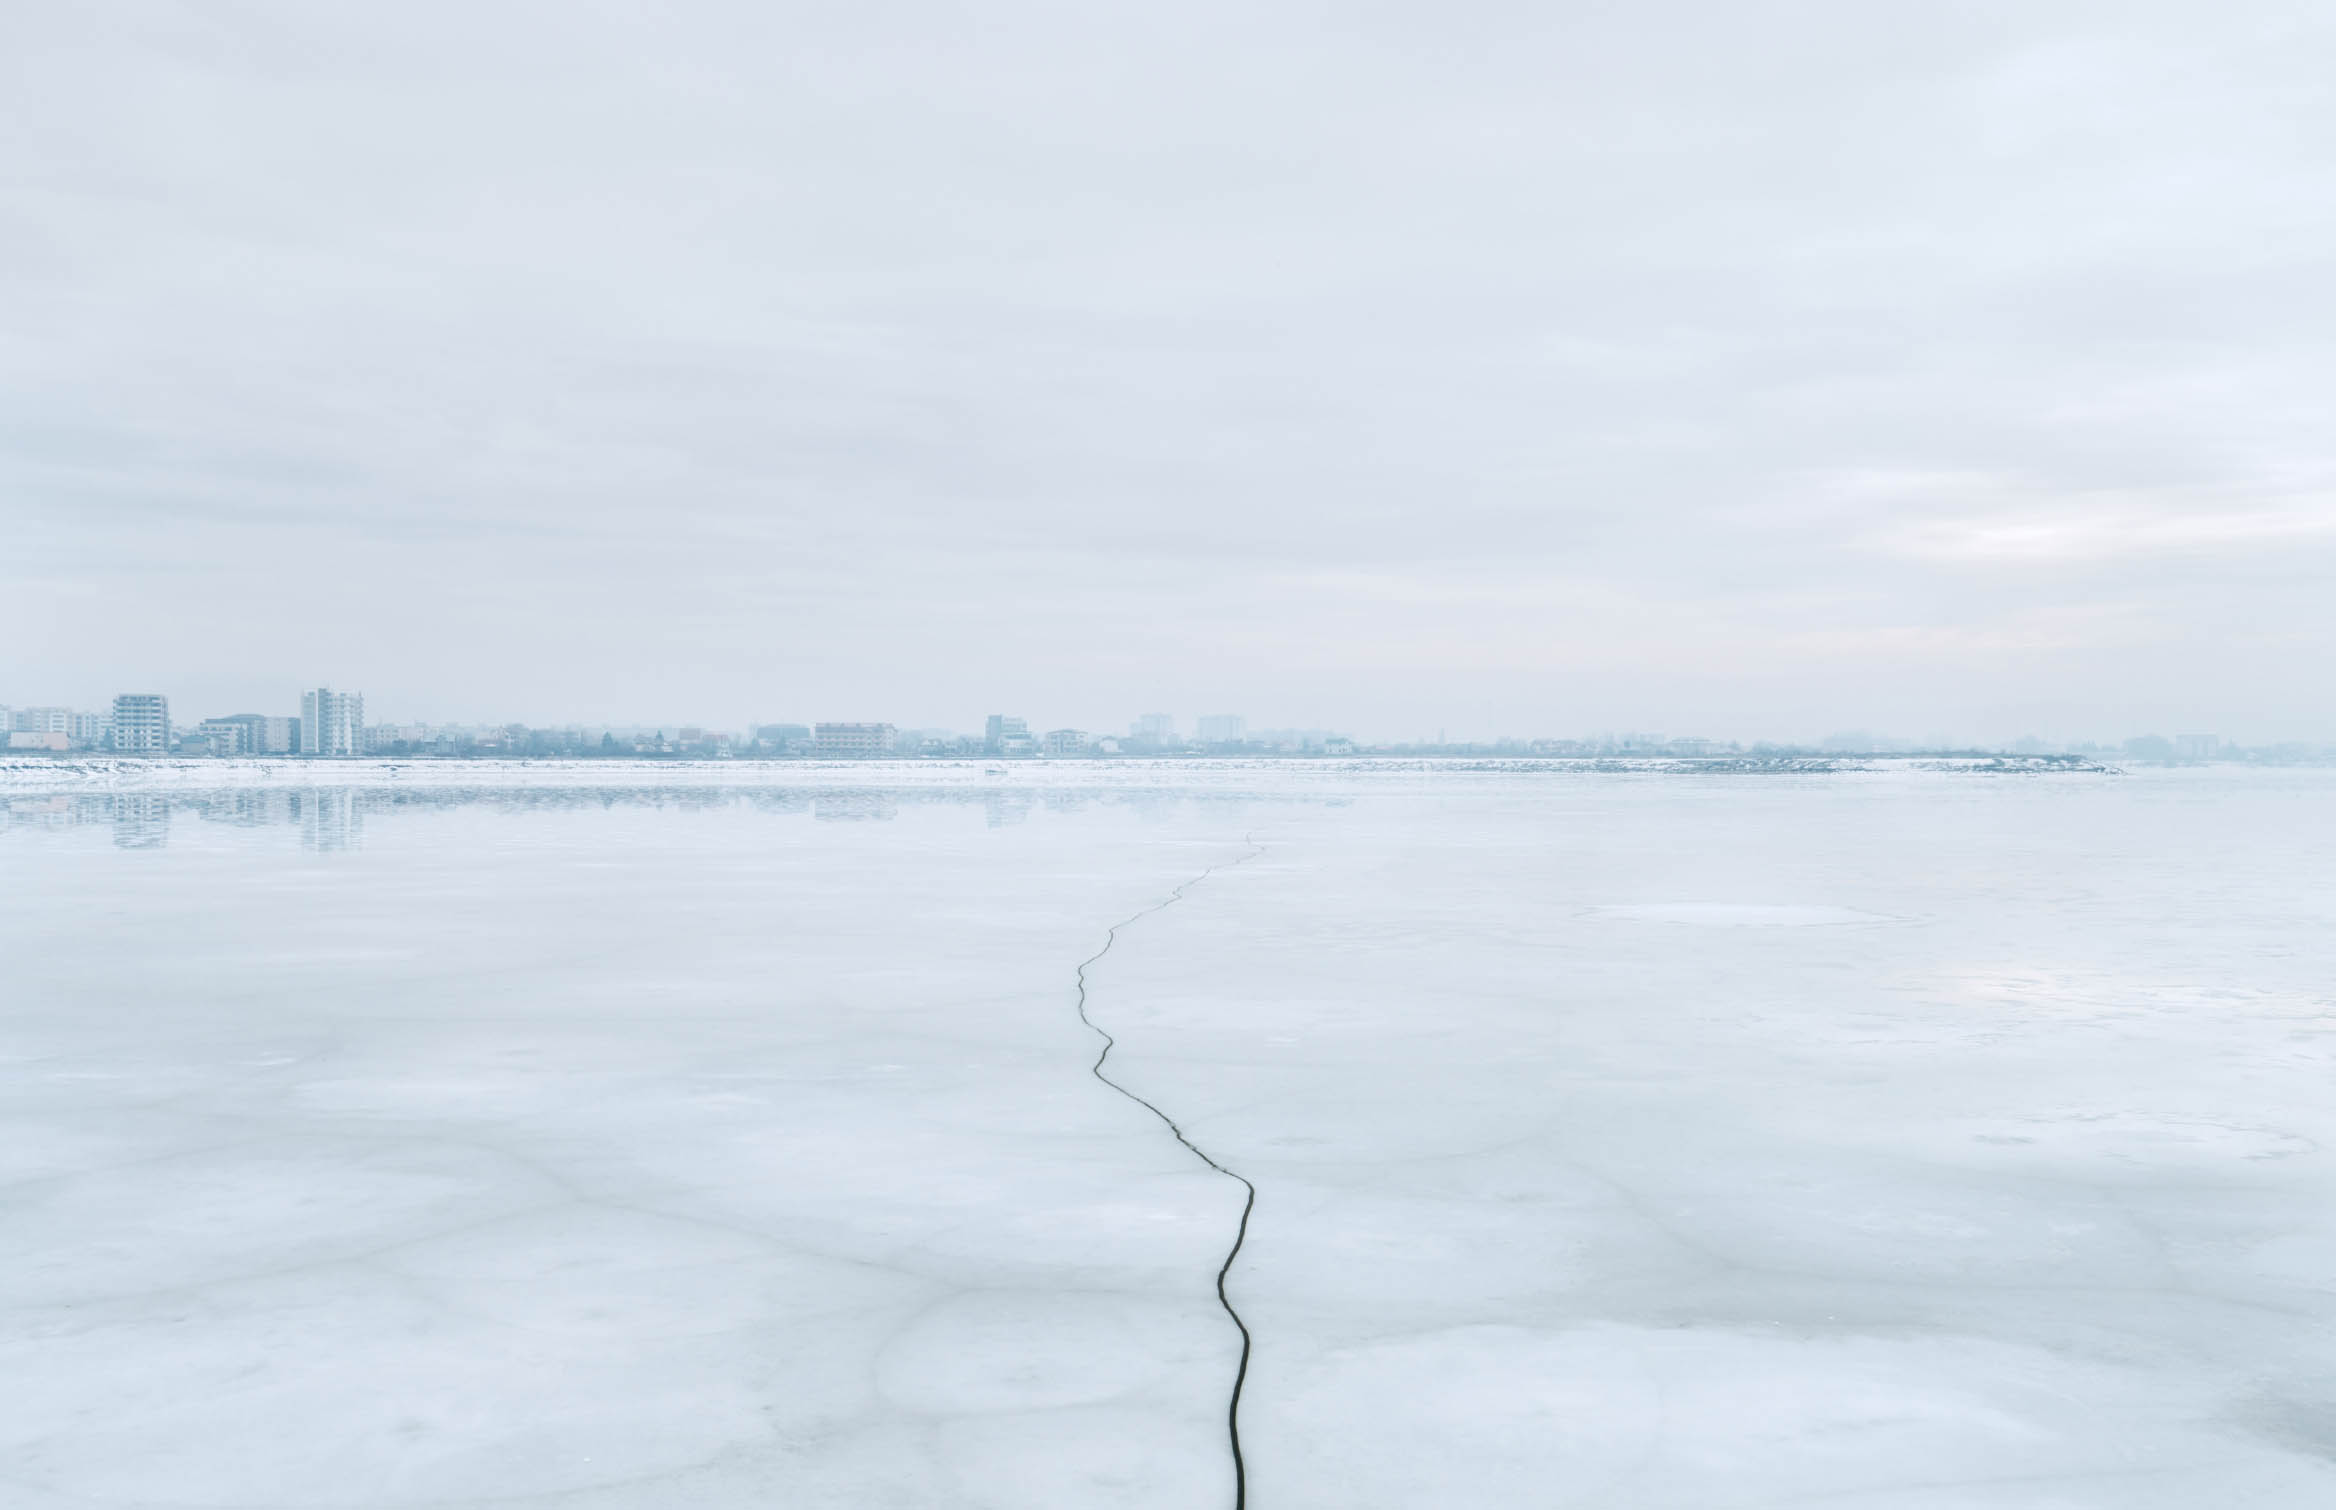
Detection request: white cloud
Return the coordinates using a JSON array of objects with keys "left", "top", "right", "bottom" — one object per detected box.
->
[{"left": 4, "top": 2, "right": 2334, "bottom": 738}]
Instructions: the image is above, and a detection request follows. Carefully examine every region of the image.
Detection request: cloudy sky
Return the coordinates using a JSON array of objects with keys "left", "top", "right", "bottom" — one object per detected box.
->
[{"left": 6, "top": 1, "right": 2332, "bottom": 742}]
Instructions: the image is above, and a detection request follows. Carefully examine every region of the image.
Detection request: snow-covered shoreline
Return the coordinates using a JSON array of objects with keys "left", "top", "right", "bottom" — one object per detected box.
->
[{"left": 0, "top": 753, "right": 2115, "bottom": 793}]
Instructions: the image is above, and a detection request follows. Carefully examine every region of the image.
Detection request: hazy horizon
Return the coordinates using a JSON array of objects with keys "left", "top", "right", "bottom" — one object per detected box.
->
[{"left": 0, "top": 686, "right": 2293, "bottom": 753}]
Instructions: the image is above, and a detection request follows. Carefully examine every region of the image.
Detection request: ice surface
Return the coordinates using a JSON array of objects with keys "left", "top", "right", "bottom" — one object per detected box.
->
[{"left": 3, "top": 767, "right": 2334, "bottom": 1506}]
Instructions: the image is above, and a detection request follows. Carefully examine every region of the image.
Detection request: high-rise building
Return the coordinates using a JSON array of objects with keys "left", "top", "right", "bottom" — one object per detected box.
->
[
  {"left": 300, "top": 688, "right": 365, "bottom": 756},
  {"left": 1195, "top": 713, "right": 1245, "bottom": 746},
  {"left": 812, "top": 722, "right": 895, "bottom": 758},
  {"left": 68, "top": 710, "right": 107, "bottom": 747},
  {"left": 110, "top": 694, "right": 170, "bottom": 755},
  {"left": 1131, "top": 713, "right": 1176, "bottom": 743}
]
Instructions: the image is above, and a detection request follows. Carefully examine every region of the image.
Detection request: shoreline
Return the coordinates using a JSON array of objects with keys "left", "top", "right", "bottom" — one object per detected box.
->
[{"left": 0, "top": 753, "right": 2119, "bottom": 794}]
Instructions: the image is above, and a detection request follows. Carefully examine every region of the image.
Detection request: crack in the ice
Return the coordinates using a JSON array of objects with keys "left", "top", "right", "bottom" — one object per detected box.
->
[{"left": 1074, "top": 835, "right": 1267, "bottom": 1510}]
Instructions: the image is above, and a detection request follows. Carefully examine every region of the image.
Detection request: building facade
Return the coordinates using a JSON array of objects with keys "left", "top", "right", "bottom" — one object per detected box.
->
[
  {"left": 300, "top": 688, "right": 365, "bottom": 756},
  {"left": 1195, "top": 713, "right": 1245, "bottom": 745},
  {"left": 812, "top": 722, "right": 895, "bottom": 758},
  {"left": 212, "top": 714, "right": 300, "bottom": 754},
  {"left": 110, "top": 694, "right": 170, "bottom": 755},
  {"left": 12, "top": 706, "right": 72, "bottom": 735},
  {"left": 196, "top": 718, "right": 255, "bottom": 756}
]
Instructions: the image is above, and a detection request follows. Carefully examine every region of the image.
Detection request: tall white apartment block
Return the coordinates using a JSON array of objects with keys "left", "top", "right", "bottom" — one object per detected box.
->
[
  {"left": 110, "top": 694, "right": 170, "bottom": 755},
  {"left": 300, "top": 688, "right": 365, "bottom": 756}
]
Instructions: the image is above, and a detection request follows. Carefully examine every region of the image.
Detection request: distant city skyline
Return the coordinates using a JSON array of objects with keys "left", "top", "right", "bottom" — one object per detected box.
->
[
  {"left": 0, "top": 679, "right": 2316, "bottom": 756},
  {"left": 4, "top": 673, "right": 2326, "bottom": 753},
  {"left": 1, "top": 682, "right": 2309, "bottom": 763}
]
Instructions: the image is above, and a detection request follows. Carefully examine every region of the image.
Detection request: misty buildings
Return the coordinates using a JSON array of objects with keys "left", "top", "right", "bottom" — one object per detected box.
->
[
  {"left": 217, "top": 714, "right": 299, "bottom": 755},
  {"left": 110, "top": 694, "right": 169, "bottom": 755},
  {"left": 5, "top": 707, "right": 109, "bottom": 750},
  {"left": 13, "top": 707, "right": 71, "bottom": 735},
  {"left": 753, "top": 723, "right": 810, "bottom": 753},
  {"left": 812, "top": 722, "right": 895, "bottom": 758},
  {"left": 7, "top": 707, "right": 77, "bottom": 751},
  {"left": 1042, "top": 729, "right": 1088, "bottom": 757},
  {"left": 983, "top": 714, "right": 1031, "bottom": 755},
  {"left": 300, "top": 688, "right": 364, "bottom": 756},
  {"left": 193, "top": 716, "right": 298, "bottom": 757},
  {"left": 1195, "top": 713, "right": 1245, "bottom": 746},
  {"left": 195, "top": 718, "right": 254, "bottom": 756}
]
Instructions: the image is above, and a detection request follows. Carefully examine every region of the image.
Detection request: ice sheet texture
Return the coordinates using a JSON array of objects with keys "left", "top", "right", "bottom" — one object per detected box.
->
[{"left": 3, "top": 768, "right": 2333, "bottom": 1507}]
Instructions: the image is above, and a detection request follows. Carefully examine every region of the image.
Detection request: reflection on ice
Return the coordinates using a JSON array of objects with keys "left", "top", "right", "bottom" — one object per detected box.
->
[
  {"left": 110, "top": 794, "right": 170, "bottom": 849},
  {"left": 0, "top": 782, "right": 1290, "bottom": 849}
]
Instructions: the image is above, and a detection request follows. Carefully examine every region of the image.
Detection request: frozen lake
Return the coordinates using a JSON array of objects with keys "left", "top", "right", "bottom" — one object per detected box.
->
[{"left": 5, "top": 764, "right": 2335, "bottom": 1507}]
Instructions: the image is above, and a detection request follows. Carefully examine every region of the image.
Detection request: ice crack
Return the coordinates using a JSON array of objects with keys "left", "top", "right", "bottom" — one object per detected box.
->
[{"left": 1073, "top": 835, "right": 1267, "bottom": 1510}]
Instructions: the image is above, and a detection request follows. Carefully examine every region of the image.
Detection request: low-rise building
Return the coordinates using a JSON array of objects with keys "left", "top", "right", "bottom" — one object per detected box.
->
[
  {"left": 813, "top": 722, "right": 895, "bottom": 758},
  {"left": 12, "top": 706, "right": 73, "bottom": 735},
  {"left": 196, "top": 718, "right": 255, "bottom": 756},
  {"left": 208, "top": 714, "right": 300, "bottom": 754}
]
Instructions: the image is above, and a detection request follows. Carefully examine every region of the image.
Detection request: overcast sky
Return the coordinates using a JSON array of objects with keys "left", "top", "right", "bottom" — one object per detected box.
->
[{"left": 6, "top": 2, "right": 2332, "bottom": 742}]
